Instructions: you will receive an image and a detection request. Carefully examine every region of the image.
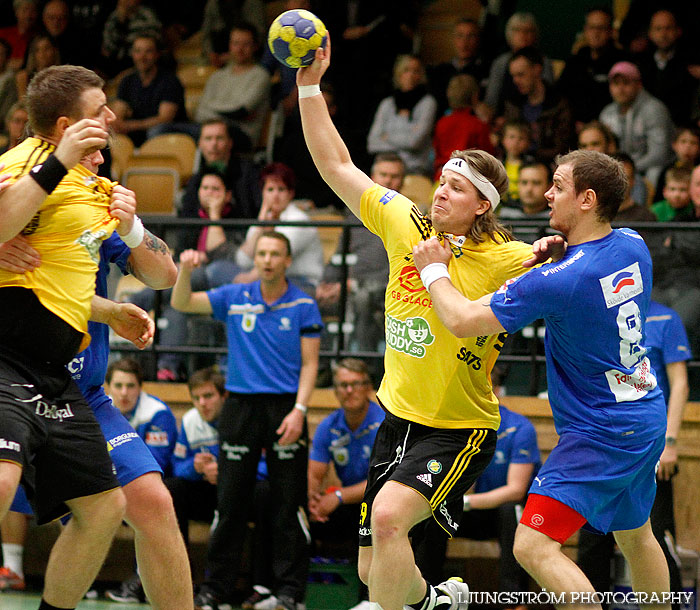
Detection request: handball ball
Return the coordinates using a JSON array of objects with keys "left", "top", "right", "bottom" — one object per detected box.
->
[{"left": 268, "top": 9, "right": 327, "bottom": 69}]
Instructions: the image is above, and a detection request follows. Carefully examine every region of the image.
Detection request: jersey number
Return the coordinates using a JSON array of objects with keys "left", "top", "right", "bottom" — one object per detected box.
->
[{"left": 616, "top": 301, "right": 644, "bottom": 368}]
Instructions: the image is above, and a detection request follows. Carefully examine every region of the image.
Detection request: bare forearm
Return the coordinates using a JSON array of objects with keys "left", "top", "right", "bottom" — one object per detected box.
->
[
  {"left": 338, "top": 480, "right": 366, "bottom": 504},
  {"left": 171, "top": 267, "right": 194, "bottom": 311},
  {"left": 127, "top": 229, "right": 177, "bottom": 289},
  {"left": 429, "top": 279, "right": 502, "bottom": 337},
  {"left": 90, "top": 295, "right": 118, "bottom": 324},
  {"left": 296, "top": 360, "right": 318, "bottom": 407},
  {"left": 204, "top": 224, "right": 227, "bottom": 252},
  {"left": 468, "top": 483, "right": 527, "bottom": 510},
  {"left": 665, "top": 363, "right": 689, "bottom": 439}
]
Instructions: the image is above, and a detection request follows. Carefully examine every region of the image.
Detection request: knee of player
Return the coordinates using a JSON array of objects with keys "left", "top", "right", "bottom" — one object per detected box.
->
[
  {"left": 370, "top": 505, "right": 404, "bottom": 543},
  {"left": 124, "top": 480, "right": 176, "bottom": 529},
  {"left": 512, "top": 525, "right": 537, "bottom": 569}
]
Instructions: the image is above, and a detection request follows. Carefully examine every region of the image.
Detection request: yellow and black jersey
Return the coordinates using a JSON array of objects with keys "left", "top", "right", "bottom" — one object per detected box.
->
[
  {"left": 0, "top": 137, "right": 119, "bottom": 350},
  {"left": 360, "top": 183, "right": 533, "bottom": 430}
]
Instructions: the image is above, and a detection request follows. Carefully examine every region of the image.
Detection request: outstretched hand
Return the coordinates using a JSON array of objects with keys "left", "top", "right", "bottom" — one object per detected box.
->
[
  {"left": 296, "top": 32, "right": 331, "bottom": 87},
  {"left": 412, "top": 236, "right": 452, "bottom": 272},
  {"left": 522, "top": 235, "right": 567, "bottom": 268}
]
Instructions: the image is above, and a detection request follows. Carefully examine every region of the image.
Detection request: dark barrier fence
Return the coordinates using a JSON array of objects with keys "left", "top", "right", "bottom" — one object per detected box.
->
[{"left": 110, "top": 216, "right": 699, "bottom": 398}]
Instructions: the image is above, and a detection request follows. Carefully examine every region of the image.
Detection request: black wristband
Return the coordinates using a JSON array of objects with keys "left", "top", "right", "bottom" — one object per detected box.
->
[{"left": 29, "top": 154, "right": 68, "bottom": 194}]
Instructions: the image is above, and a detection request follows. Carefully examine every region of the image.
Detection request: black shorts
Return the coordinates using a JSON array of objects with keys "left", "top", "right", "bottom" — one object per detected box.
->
[
  {"left": 359, "top": 408, "right": 496, "bottom": 546},
  {"left": 0, "top": 360, "right": 119, "bottom": 524}
]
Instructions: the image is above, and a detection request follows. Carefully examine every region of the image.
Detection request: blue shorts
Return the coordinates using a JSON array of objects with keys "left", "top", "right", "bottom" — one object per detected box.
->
[
  {"left": 9, "top": 485, "right": 32, "bottom": 515},
  {"left": 89, "top": 389, "right": 162, "bottom": 486},
  {"left": 528, "top": 431, "right": 664, "bottom": 534}
]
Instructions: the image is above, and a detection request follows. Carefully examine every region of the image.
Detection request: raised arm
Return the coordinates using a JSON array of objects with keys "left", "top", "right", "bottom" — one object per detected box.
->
[
  {"left": 412, "top": 237, "right": 505, "bottom": 338},
  {"left": 297, "top": 35, "right": 374, "bottom": 219},
  {"left": 170, "top": 249, "right": 214, "bottom": 314}
]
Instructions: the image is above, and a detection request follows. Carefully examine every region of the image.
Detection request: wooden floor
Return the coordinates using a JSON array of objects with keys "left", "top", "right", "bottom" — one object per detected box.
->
[{"left": 0, "top": 590, "right": 150, "bottom": 609}]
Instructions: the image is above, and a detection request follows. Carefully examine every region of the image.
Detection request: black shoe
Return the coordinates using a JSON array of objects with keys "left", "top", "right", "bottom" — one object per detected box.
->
[
  {"left": 194, "top": 588, "right": 233, "bottom": 610},
  {"left": 243, "top": 585, "right": 277, "bottom": 610},
  {"left": 105, "top": 573, "right": 145, "bottom": 603}
]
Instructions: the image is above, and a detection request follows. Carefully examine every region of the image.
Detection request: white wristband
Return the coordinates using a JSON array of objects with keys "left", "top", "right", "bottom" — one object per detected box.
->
[
  {"left": 298, "top": 84, "right": 321, "bottom": 99},
  {"left": 294, "top": 402, "right": 307, "bottom": 414},
  {"left": 463, "top": 494, "right": 471, "bottom": 511},
  {"left": 121, "top": 215, "right": 144, "bottom": 248},
  {"left": 419, "top": 262, "right": 450, "bottom": 292}
]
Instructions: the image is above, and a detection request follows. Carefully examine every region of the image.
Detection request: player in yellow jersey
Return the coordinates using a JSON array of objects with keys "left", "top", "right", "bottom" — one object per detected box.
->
[
  {"left": 0, "top": 65, "right": 131, "bottom": 610},
  {"left": 297, "top": 38, "right": 542, "bottom": 610}
]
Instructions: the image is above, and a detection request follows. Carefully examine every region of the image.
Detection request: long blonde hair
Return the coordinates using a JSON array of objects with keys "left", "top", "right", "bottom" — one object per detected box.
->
[{"left": 448, "top": 150, "right": 514, "bottom": 244}]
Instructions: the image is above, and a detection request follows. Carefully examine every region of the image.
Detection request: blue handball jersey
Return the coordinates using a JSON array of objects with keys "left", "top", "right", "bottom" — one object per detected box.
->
[
  {"left": 490, "top": 229, "right": 666, "bottom": 445},
  {"left": 309, "top": 401, "right": 385, "bottom": 486},
  {"left": 67, "top": 232, "right": 131, "bottom": 398},
  {"left": 474, "top": 405, "right": 540, "bottom": 493},
  {"left": 645, "top": 301, "right": 692, "bottom": 404},
  {"left": 207, "top": 280, "right": 323, "bottom": 394}
]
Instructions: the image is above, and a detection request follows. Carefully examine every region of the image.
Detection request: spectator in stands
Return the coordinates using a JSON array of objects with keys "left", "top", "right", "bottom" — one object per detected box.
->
[
  {"left": 41, "top": 0, "right": 81, "bottom": 65},
  {"left": 651, "top": 166, "right": 694, "bottom": 221},
  {"left": 315, "top": 153, "right": 402, "bottom": 380},
  {"left": 483, "top": 12, "right": 554, "bottom": 119},
  {"left": 102, "top": 0, "right": 162, "bottom": 78},
  {"left": 497, "top": 119, "right": 532, "bottom": 204},
  {"left": 0, "top": 101, "right": 27, "bottom": 154},
  {"left": 308, "top": 358, "right": 384, "bottom": 560},
  {"left": 650, "top": 165, "right": 700, "bottom": 355},
  {"left": 413, "top": 366, "right": 540, "bottom": 591},
  {"left": 165, "top": 367, "right": 223, "bottom": 563},
  {"left": 106, "top": 358, "right": 178, "bottom": 476},
  {"left": 14, "top": 34, "right": 60, "bottom": 98},
  {"left": 111, "top": 34, "right": 188, "bottom": 147},
  {"left": 611, "top": 153, "right": 657, "bottom": 226},
  {"left": 130, "top": 167, "right": 252, "bottom": 381},
  {"left": 367, "top": 54, "right": 437, "bottom": 176},
  {"left": 599, "top": 60, "right": 674, "bottom": 186},
  {"left": 172, "top": 230, "right": 323, "bottom": 610},
  {"left": 655, "top": 126, "right": 700, "bottom": 199},
  {"left": 69, "top": 0, "right": 113, "bottom": 70},
  {"left": 578, "top": 301, "right": 691, "bottom": 605},
  {"left": 577, "top": 119, "right": 617, "bottom": 153},
  {"left": 0, "top": 37, "right": 16, "bottom": 135},
  {"left": 234, "top": 162, "right": 324, "bottom": 294},
  {"left": 180, "top": 118, "right": 261, "bottom": 220},
  {"left": 502, "top": 46, "right": 573, "bottom": 165},
  {"left": 0, "top": 0, "right": 39, "bottom": 69},
  {"left": 427, "top": 18, "right": 490, "bottom": 117},
  {"left": 636, "top": 9, "right": 698, "bottom": 126},
  {"left": 499, "top": 160, "right": 552, "bottom": 244},
  {"left": 557, "top": 7, "right": 628, "bottom": 128},
  {"left": 499, "top": 160, "right": 551, "bottom": 219},
  {"left": 195, "top": 22, "right": 271, "bottom": 150},
  {"left": 432, "top": 74, "right": 492, "bottom": 181},
  {"left": 200, "top": 0, "right": 265, "bottom": 68}
]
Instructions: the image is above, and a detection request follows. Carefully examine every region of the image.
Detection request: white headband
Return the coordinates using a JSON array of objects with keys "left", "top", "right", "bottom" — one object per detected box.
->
[{"left": 442, "top": 158, "right": 500, "bottom": 210}]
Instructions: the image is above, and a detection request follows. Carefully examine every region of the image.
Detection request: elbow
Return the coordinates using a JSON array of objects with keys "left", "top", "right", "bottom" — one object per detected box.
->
[{"left": 155, "top": 263, "right": 179, "bottom": 290}]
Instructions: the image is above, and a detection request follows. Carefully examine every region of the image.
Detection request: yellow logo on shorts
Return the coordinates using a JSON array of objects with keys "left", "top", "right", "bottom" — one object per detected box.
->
[{"left": 427, "top": 459, "right": 442, "bottom": 474}]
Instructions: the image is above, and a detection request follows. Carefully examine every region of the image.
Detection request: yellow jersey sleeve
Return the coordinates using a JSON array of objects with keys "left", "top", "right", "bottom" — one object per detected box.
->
[
  {"left": 0, "top": 138, "right": 120, "bottom": 351},
  {"left": 360, "top": 183, "right": 534, "bottom": 430}
]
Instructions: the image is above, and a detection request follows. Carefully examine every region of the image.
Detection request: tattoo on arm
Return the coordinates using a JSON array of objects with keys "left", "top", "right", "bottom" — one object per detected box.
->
[{"left": 143, "top": 229, "right": 170, "bottom": 256}]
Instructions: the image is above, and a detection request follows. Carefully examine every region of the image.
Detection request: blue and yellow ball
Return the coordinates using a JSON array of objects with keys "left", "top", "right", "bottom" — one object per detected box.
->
[{"left": 268, "top": 9, "right": 327, "bottom": 69}]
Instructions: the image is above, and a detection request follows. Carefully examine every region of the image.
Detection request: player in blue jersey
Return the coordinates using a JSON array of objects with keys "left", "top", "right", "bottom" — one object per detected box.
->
[
  {"left": 413, "top": 149, "right": 671, "bottom": 609},
  {"left": 578, "top": 301, "right": 691, "bottom": 603},
  {"left": 172, "top": 230, "right": 323, "bottom": 610},
  {"left": 308, "top": 358, "right": 384, "bottom": 557},
  {"left": 0, "top": 148, "right": 193, "bottom": 609},
  {"left": 166, "top": 367, "right": 224, "bottom": 552}
]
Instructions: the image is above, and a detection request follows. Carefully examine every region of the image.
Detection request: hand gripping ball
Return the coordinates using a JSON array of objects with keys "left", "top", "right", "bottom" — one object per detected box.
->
[{"left": 268, "top": 9, "right": 327, "bottom": 69}]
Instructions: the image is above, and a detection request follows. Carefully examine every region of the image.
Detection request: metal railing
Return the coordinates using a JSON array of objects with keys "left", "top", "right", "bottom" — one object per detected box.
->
[{"left": 110, "top": 215, "right": 699, "bottom": 396}]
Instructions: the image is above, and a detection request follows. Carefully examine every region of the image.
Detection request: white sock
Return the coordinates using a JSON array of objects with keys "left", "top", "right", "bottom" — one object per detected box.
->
[{"left": 2, "top": 542, "right": 24, "bottom": 577}]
